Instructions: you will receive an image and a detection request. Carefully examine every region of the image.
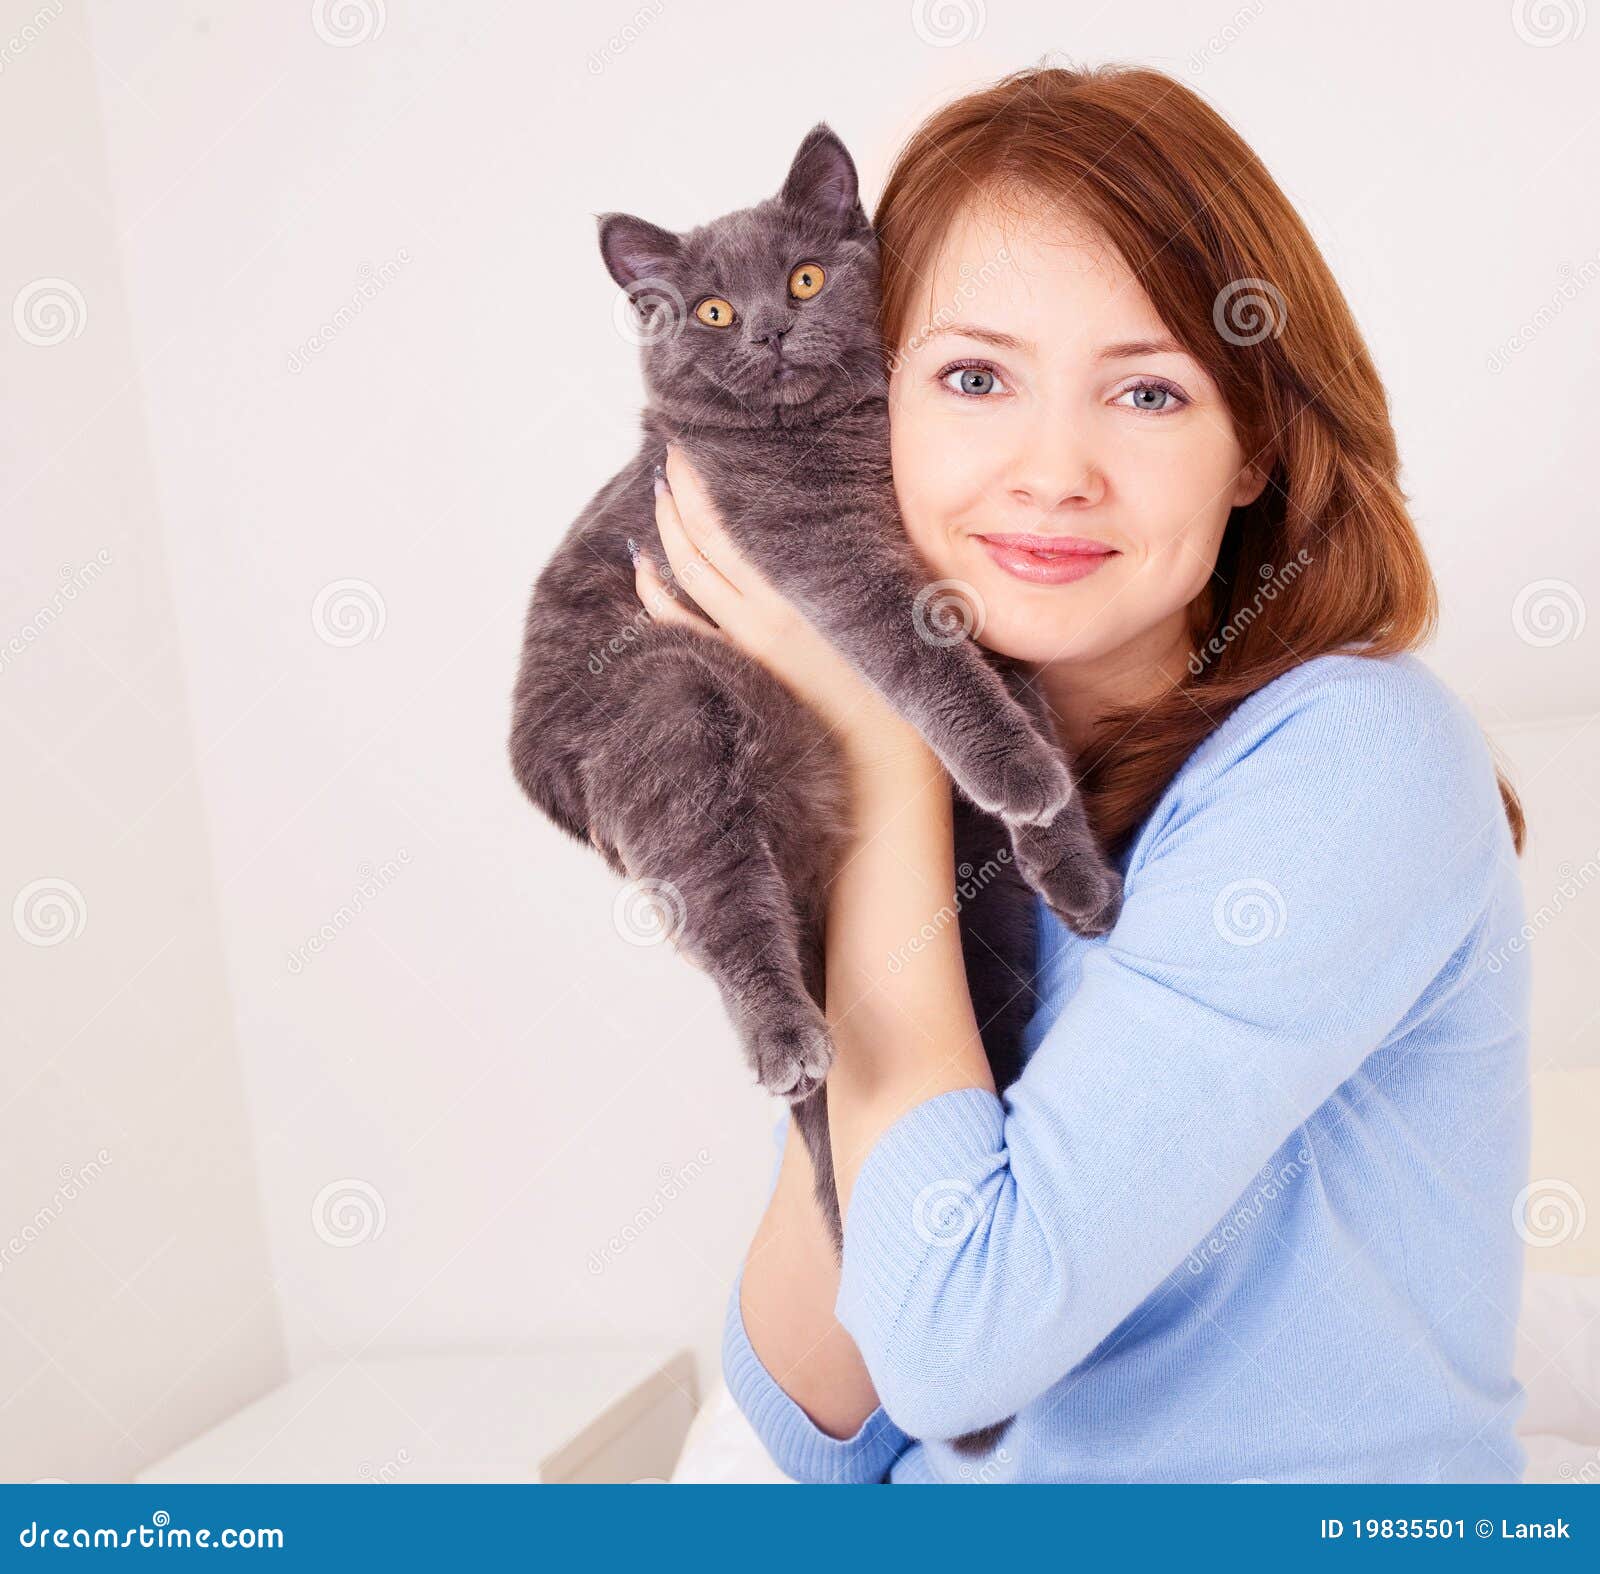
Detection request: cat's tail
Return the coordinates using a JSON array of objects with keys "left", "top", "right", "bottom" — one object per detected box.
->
[
  {"left": 789, "top": 1085, "right": 843, "bottom": 1255},
  {"left": 947, "top": 1416, "right": 1014, "bottom": 1458}
]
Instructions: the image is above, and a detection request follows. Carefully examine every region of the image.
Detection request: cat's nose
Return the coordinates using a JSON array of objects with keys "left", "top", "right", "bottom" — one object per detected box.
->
[{"left": 750, "top": 321, "right": 791, "bottom": 349}]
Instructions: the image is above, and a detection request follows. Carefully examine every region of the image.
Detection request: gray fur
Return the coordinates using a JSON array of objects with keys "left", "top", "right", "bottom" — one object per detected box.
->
[{"left": 509, "top": 125, "right": 1123, "bottom": 1454}]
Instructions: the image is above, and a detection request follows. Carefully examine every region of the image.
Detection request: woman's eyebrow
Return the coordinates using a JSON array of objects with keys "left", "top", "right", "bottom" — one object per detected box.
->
[
  {"left": 926, "top": 325, "right": 1032, "bottom": 352},
  {"left": 1095, "top": 336, "right": 1187, "bottom": 361},
  {"left": 924, "top": 327, "right": 1189, "bottom": 361}
]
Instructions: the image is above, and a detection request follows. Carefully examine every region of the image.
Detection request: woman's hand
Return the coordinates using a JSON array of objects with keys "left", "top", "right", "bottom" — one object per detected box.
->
[{"left": 634, "top": 442, "right": 937, "bottom": 782}]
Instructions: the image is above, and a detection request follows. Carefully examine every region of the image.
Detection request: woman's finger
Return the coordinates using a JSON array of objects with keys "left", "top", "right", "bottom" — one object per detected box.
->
[
  {"left": 661, "top": 445, "right": 749, "bottom": 589},
  {"left": 654, "top": 467, "right": 740, "bottom": 617},
  {"left": 589, "top": 826, "right": 626, "bottom": 876},
  {"left": 666, "top": 442, "right": 797, "bottom": 624},
  {"left": 632, "top": 543, "right": 721, "bottom": 636},
  {"left": 662, "top": 443, "right": 731, "bottom": 550}
]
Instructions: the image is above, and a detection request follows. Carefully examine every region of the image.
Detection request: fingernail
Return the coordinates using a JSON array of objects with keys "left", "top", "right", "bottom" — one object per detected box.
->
[
  {"left": 626, "top": 536, "right": 640, "bottom": 566},
  {"left": 652, "top": 461, "right": 670, "bottom": 496}
]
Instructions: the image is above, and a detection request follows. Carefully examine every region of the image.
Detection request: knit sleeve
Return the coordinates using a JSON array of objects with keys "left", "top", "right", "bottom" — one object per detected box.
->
[
  {"left": 833, "top": 656, "right": 1510, "bottom": 1442},
  {"left": 720, "top": 1113, "right": 914, "bottom": 1482}
]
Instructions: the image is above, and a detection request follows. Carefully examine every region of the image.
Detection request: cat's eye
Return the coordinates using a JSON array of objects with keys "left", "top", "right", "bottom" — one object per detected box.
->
[
  {"left": 788, "top": 263, "right": 825, "bottom": 300},
  {"left": 694, "top": 297, "right": 736, "bottom": 328}
]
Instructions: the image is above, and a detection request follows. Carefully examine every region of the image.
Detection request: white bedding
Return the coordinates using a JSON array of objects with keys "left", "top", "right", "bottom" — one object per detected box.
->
[
  {"left": 1515, "top": 1272, "right": 1600, "bottom": 1484},
  {"left": 671, "top": 1377, "right": 794, "bottom": 1484},
  {"left": 674, "top": 1272, "right": 1600, "bottom": 1484}
]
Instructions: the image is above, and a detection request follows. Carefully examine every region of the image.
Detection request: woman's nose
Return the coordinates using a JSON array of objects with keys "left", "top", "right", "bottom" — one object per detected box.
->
[{"left": 1008, "top": 427, "right": 1104, "bottom": 513}]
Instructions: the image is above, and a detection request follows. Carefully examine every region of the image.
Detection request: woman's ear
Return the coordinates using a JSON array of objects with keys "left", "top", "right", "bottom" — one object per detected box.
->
[{"left": 1233, "top": 460, "right": 1270, "bottom": 509}]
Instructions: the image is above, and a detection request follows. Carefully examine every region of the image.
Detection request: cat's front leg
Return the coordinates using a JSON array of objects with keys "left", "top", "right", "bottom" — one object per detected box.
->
[
  {"left": 764, "top": 544, "right": 1074, "bottom": 824},
  {"left": 984, "top": 652, "right": 1124, "bottom": 936},
  {"left": 930, "top": 657, "right": 1077, "bottom": 826},
  {"left": 1007, "top": 795, "right": 1124, "bottom": 937}
]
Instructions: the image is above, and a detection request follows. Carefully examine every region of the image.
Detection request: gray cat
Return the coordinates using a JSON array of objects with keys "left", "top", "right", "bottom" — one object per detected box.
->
[{"left": 509, "top": 124, "right": 1121, "bottom": 1455}]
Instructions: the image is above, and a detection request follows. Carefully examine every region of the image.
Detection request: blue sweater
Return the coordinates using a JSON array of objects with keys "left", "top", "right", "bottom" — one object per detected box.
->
[{"left": 721, "top": 651, "right": 1531, "bottom": 1483}]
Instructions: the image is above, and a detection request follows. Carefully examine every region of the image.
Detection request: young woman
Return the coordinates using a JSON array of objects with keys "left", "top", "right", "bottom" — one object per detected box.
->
[{"left": 637, "top": 64, "right": 1531, "bottom": 1483}]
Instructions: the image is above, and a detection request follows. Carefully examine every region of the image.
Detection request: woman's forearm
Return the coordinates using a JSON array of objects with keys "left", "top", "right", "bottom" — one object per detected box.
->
[
  {"left": 737, "top": 1115, "right": 884, "bottom": 1438},
  {"left": 823, "top": 751, "right": 995, "bottom": 1225},
  {"left": 735, "top": 745, "right": 994, "bottom": 1442}
]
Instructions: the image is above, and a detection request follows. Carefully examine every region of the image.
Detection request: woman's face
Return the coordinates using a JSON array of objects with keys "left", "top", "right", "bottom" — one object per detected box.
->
[{"left": 889, "top": 201, "right": 1266, "bottom": 684}]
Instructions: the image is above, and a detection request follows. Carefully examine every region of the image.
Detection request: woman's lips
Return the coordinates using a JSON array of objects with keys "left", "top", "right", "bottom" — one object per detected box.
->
[{"left": 975, "top": 533, "right": 1117, "bottom": 586}]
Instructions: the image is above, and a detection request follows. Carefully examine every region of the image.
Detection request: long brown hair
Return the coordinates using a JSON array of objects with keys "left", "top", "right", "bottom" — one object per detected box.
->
[{"left": 874, "top": 62, "right": 1525, "bottom": 857}]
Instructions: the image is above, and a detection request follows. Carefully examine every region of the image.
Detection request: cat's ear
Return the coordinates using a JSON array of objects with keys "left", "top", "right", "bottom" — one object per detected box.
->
[
  {"left": 779, "top": 123, "right": 867, "bottom": 231},
  {"left": 597, "top": 212, "right": 684, "bottom": 294}
]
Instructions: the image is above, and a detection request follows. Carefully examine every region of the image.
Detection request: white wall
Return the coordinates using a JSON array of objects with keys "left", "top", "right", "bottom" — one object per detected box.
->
[
  {"left": 1491, "top": 717, "right": 1600, "bottom": 1073},
  {"left": 0, "top": 0, "right": 282, "bottom": 1482},
  {"left": 1488, "top": 713, "right": 1600, "bottom": 1276},
  {"left": 2, "top": 0, "right": 1593, "bottom": 1476}
]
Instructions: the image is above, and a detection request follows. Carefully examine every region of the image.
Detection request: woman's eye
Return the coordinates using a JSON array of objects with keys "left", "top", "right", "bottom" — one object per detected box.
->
[
  {"left": 939, "top": 364, "right": 1007, "bottom": 397},
  {"left": 1116, "top": 380, "right": 1187, "bottom": 413}
]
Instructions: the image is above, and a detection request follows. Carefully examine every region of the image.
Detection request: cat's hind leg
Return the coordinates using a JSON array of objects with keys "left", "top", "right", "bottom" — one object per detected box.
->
[{"left": 583, "top": 630, "right": 846, "bottom": 1103}]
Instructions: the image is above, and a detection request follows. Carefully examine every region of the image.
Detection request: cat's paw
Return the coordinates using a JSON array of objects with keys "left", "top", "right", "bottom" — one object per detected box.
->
[
  {"left": 1032, "top": 855, "right": 1123, "bottom": 938},
  {"left": 1003, "top": 747, "right": 1076, "bottom": 825},
  {"left": 960, "top": 743, "right": 1074, "bottom": 826},
  {"left": 752, "top": 1011, "right": 834, "bottom": 1104}
]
